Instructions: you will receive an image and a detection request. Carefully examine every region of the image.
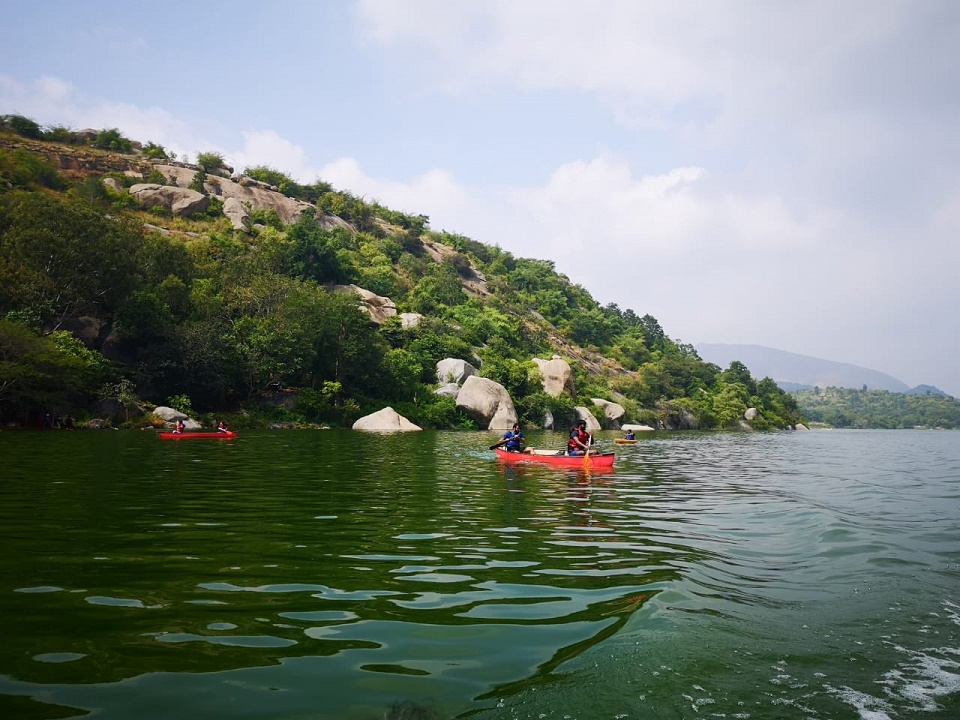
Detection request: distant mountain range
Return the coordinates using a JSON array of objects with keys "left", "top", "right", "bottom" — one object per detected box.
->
[{"left": 695, "top": 343, "right": 949, "bottom": 397}]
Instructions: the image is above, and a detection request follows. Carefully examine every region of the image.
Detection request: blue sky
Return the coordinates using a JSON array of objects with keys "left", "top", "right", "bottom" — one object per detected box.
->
[{"left": 3, "top": 1, "right": 959, "bottom": 396}]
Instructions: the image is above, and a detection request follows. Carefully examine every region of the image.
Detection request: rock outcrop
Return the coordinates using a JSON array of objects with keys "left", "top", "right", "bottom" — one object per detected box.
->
[
  {"left": 332, "top": 285, "right": 397, "bottom": 324},
  {"left": 400, "top": 313, "right": 423, "bottom": 329},
  {"left": 592, "top": 398, "right": 626, "bottom": 428},
  {"left": 150, "top": 406, "right": 201, "bottom": 430},
  {"left": 129, "top": 184, "right": 210, "bottom": 216},
  {"left": 436, "top": 358, "right": 477, "bottom": 385},
  {"left": 222, "top": 197, "right": 249, "bottom": 230},
  {"left": 155, "top": 165, "right": 320, "bottom": 226},
  {"left": 456, "top": 375, "right": 517, "bottom": 430},
  {"left": 573, "top": 407, "right": 602, "bottom": 431},
  {"left": 533, "top": 356, "right": 575, "bottom": 397},
  {"left": 352, "top": 406, "right": 421, "bottom": 431}
]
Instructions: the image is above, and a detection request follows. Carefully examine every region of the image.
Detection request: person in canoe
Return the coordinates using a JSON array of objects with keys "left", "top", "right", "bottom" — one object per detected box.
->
[
  {"left": 216, "top": 420, "right": 229, "bottom": 433},
  {"left": 568, "top": 419, "right": 592, "bottom": 455},
  {"left": 493, "top": 423, "right": 529, "bottom": 453},
  {"left": 174, "top": 419, "right": 185, "bottom": 434},
  {"left": 625, "top": 429, "right": 635, "bottom": 440}
]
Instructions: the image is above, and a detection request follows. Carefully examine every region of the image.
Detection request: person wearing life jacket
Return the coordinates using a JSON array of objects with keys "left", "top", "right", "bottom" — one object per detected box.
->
[{"left": 567, "top": 419, "right": 592, "bottom": 455}]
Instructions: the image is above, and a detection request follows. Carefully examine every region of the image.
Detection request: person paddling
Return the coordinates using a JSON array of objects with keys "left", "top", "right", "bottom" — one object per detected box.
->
[
  {"left": 216, "top": 420, "right": 229, "bottom": 433},
  {"left": 624, "top": 429, "right": 635, "bottom": 440},
  {"left": 492, "top": 423, "right": 527, "bottom": 453},
  {"left": 568, "top": 419, "right": 592, "bottom": 455}
]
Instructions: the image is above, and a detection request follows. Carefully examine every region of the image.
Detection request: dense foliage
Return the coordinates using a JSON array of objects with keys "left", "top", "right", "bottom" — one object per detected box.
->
[
  {"left": 0, "top": 119, "right": 805, "bottom": 431},
  {"left": 793, "top": 387, "right": 960, "bottom": 429}
]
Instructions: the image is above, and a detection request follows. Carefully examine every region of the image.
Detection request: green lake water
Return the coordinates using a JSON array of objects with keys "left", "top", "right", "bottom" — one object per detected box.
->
[{"left": 1, "top": 428, "right": 958, "bottom": 719}]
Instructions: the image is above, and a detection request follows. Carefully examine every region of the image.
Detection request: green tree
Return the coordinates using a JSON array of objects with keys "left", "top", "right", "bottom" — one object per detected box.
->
[
  {"left": 0, "top": 192, "right": 140, "bottom": 327},
  {"left": 0, "top": 319, "right": 105, "bottom": 420}
]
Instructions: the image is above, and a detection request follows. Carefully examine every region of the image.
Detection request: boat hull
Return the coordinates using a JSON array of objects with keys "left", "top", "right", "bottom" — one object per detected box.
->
[
  {"left": 494, "top": 448, "right": 614, "bottom": 468},
  {"left": 614, "top": 438, "right": 637, "bottom": 444},
  {"left": 158, "top": 431, "right": 237, "bottom": 440}
]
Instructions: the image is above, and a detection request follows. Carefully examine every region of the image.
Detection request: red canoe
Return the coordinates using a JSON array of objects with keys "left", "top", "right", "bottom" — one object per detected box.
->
[
  {"left": 158, "top": 431, "right": 237, "bottom": 440},
  {"left": 494, "top": 447, "right": 615, "bottom": 468}
]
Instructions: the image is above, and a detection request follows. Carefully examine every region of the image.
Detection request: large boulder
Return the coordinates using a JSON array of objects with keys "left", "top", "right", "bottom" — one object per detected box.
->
[
  {"left": 434, "top": 383, "right": 460, "bottom": 399},
  {"left": 332, "top": 285, "right": 397, "bottom": 324},
  {"left": 150, "top": 406, "right": 201, "bottom": 429},
  {"left": 573, "top": 407, "right": 602, "bottom": 431},
  {"left": 222, "top": 197, "right": 249, "bottom": 230},
  {"left": 622, "top": 423, "right": 656, "bottom": 432},
  {"left": 353, "top": 407, "right": 421, "bottom": 432},
  {"left": 151, "top": 406, "right": 186, "bottom": 422},
  {"left": 129, "top": 184, "right": 210, "bottom": 216},
  {"left": 436, "top": 358, "right": 477, "bottom": 385},
  {"left": 592, "top": 398, "right": 626, "bottom": 429},
  {"left": 533, "top": 356, "right": 575, "bottom": 397},
  {"left": 456, "top": 375, "right": 517, "bottom": 430}
]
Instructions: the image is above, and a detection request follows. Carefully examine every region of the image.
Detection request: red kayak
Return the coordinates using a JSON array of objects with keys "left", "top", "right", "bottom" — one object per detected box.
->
[
  {"left": 494, "top": 447, "right": 614, "bottom": 468},
  {"left": 158, "top": 431, "right": 237, "bottom": 440}
]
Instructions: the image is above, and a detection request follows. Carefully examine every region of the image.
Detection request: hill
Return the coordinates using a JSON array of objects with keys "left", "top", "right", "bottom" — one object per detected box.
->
[
  {"left": 696, "top": 343, "right": 914, "bottom": 393},
  {"left": 0, "top": 117, "right": 806, "bottom": 432}
]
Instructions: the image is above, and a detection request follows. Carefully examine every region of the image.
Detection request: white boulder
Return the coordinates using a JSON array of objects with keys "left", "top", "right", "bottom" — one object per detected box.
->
[
  {"left": 352, "top": 407, "right": 422, "bottom": 431},
  {"left": 436, "top": 358, "right": 477, "bottom": 385},
  {"left": 533, "top": 356, "right": 575, "bottom": 397},
  {"left": 456, "top": 375, "right": 518, "bottom": 430}
]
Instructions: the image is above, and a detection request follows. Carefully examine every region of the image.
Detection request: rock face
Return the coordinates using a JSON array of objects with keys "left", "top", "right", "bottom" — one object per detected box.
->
[
  {"left": 456, "top": 375, "right": 517, "bottom": 430},
  {"left": 352, "top": 406, "right": 421, "bottom": 431},
  {"left": 434, "top": 383, "right": 460, "bottom": 399},
  {"left": 400, "top": 313, "right": 423, "bottom": 329},
  {"left": 744, "top": 407, "right": 758, "bottom": 420},
  {"left": 155, "top": 165, "right": 322, "bottom": 226},
  {"left": 436, "top": 358, "right": 477, "bottom": 385},
  {"left": 573, "top": 407, "right": 602, "bottom": 431},
  {"left": 222, "top": 197, "right": 249, "bottom": 230},
  {"left": 533, "top": 356, "right": 575, "bottom": 397},
  {"left": 129, "top": 184, "right": 210, "bottom": 216},
  {"left": 332, "top": 285, "right": 397, "bottom": 324},
  {"left": 592, "top": 398, "right": 626, "bottom": 428}
]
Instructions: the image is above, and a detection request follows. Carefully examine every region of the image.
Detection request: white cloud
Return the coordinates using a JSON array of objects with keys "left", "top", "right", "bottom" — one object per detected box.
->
[
  {"left": 230, "top": 130, "right": 316, "bottom": 181},
  {"left": 321, "top": 157, "right": 468, "bottom": 226},
  {"left": 0, "top": 75, "right": 207, "bottom": 161}
]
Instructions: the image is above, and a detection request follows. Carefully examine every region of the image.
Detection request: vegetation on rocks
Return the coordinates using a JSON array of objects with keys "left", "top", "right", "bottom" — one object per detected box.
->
[{"left": 0, "top": 116, "right": 805, "bottom": 431}]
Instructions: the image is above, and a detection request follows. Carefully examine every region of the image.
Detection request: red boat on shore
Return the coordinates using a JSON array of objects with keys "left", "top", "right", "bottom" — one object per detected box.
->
[
  {"left": 494, "top": 447, "right": 615, "bottom": 468},
  {"left": 158, "top": 431, "right": 237, "bottom": 440}
]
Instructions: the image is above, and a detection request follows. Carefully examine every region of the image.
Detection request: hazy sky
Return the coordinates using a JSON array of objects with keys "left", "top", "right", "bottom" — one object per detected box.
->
[{"left": 3, "top": 1, "right": 958, "bottom": 396}]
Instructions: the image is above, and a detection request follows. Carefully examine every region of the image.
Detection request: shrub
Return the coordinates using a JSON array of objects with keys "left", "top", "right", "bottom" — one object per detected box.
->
[
  {"left": 92, "top": 128, "right": 134, "bottom": 153},
  {"left": 196, "top": 151, "right": 226, "bottom": 173},
  {"left": 143, "top": 142, "right": 169, "bottom": 160},
  {"left": 167, "top": 394, "right": 194, "bottom": 416},
  {"left": 0, "top": 114, "right": 42, "bottom": 138}
]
